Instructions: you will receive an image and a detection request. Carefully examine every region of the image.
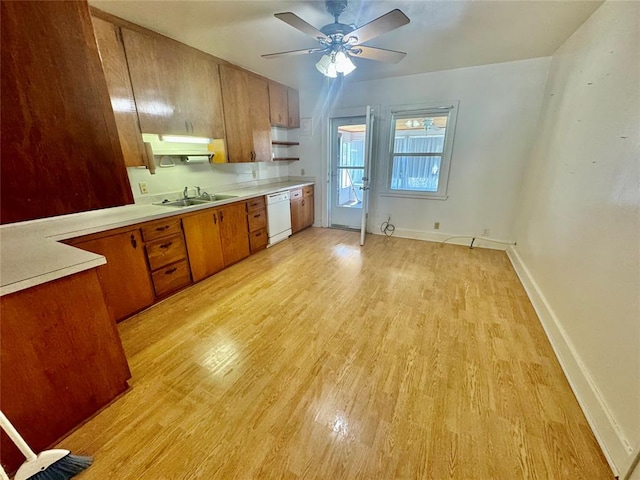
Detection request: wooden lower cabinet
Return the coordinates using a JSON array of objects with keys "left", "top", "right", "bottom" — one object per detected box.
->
[
  {"left": 182, "top": 209, "right": 225, "bottom": 282},
  {"left": 290, "top": 186, "right": 314, "bottom": 234},
  {"left": 72, "top": 230, "right": 154, "bottom": 322},
  {"left": 247, "top": 196, "right": 268, "bottom": 253},
  {"left": 141, "top": 218, "right": 192, "bottom": 298},
  {"left": 0, "top": 269, "right": 130, "bottom": 473},
  {"left": 218, "top": 202, "right": 250, "bottom": 266}
]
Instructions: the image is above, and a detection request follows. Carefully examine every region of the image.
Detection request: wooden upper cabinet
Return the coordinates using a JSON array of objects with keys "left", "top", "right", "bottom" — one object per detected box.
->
[
  {"left": 269, "top": 81, "right": 289, "bottom": 127},
  {"left": 92, "top": 16, "right": 150, "bottom": 169},
  {"left": 248, "top": 74, "right": 272, "bottom": 162},
  {"left": 287, "top": 87, "right": 300, "bottom": 128},
  {"left": 220, "top": 65, "right": 271, "bottom": 163},
  {"left": 120, "top": 28, "right": 225, "bottom": 139},
  {"left": 269, "top": 81, "right": 300, "bottom": 128},
  {"left": 0, "top": 0, "right": 133, "bottom": 224}
]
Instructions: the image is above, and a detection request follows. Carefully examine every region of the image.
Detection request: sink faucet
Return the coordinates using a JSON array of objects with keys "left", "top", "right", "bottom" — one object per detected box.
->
[{"left": 183, "top": 186, "right": 189, "bottom": 199}]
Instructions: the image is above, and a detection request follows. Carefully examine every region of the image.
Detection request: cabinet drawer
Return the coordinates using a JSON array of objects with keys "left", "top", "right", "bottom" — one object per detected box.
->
[
  {"left": 303, "top": 185, "right": 314, "bottom": 197},
  {"left": 141, "top": 218, "right": 182, "bottom": 241},
  {"left": 146, "top": 233, "right": 187, "bottom": 270},
  {"left": 248, "top": 209, "right": 267, "bottom": 232},
  {"left": 151, "top": 260, "right": 191, "bottom": 297},
  {"left": 247, "top": 196, "right": 265, "bottom": 212},
  {"left": 249, "top": 228, "right": 268, "bottom": 252},
  {"left": 290, "top": 188, "right": 302, "bottom": 200}
]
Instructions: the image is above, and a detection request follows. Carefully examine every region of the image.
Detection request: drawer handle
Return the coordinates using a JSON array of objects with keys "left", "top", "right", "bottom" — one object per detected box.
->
[
  {"left": 220, "top": 212, "right": 224, "bottom": 222},
  {"left": 213, "top": 213, "right": 217, "bottom": 224},
  {"left": 159, "top": 242, "right": 173, "bottom": 249},
  {"left": 165, "top": 267, "right": 177, "bottom": 275},
  {"left": 255, "top": 232, "right": 261, "bottom": 237},
  {"left": 130, "top": 234, "right": 137, "bottom": 249},
  {"left": 253, "top": 214, "right": 261, "bottom": 218},
  {"left": 156, "top": 226, "right": 169, "bottom": 232}
]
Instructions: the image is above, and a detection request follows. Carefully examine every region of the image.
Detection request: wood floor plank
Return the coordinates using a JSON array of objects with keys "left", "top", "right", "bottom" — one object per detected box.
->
[{"left": 60, "top": 228, "right": 613, "bottom": 479}]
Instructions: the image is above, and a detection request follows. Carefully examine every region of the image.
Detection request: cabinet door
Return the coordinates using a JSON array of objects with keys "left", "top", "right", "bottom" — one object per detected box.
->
[
  {"left": 303, "top": 195, "right": 314, "bottom": 228},
  {"left": 75, "top": 230, "right": 155, "bottom": 322},
  {"left": 248, "top": 74, "right": 272, "bottom": 162},
  {"left": 290, "top": 198, "right": 305, "bottom": 234},
  {"left": 121, "top": 28, "right": 225, "bottom": 138},
  {"left": 92, "top": 17, "right": 148, "bottom": 168},
  {"left": 218, "top": 202, "right": 250, "bottom": 266},
  {"left": 219, "top": 65, "right": 253, "bottom": 163},
  {"left": 1, "top": 1, "right": 133, "bottom": 224},
  {"left": 287, "top": 87, "right": 300, "bottom": 128},
  {"left": 269, "top": 81, "right": 288, "bottom": 127},
  {"left": 182, "top": 210, "right": 225, "bottom": 282}
]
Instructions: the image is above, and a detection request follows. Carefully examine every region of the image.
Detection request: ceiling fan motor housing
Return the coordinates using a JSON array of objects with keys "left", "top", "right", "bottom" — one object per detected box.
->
[{"left": 325, "top": 0, "right": 348, "bottom": 20}]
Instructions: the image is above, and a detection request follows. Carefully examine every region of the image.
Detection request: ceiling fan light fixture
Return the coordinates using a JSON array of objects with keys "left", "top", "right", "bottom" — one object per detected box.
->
[
  {"left": 334, "top": 51, "right": 356, "bottom": 75},
  {"left": 316, "top": 54, "right": 338, "bottom": 78}
]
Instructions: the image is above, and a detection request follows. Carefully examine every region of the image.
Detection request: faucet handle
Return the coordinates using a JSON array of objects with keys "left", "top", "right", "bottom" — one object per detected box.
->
[
  {"left": 183, "top": 186, "right": 189, "bottom": 199},
  {"left": 195, "top": 186, "right": 201, "bottom": 197}
]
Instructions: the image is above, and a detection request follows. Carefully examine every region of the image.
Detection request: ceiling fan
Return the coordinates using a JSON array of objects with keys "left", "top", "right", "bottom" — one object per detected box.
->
[{"left": 262, "top": 0, "right": 410, "bottom": 78}]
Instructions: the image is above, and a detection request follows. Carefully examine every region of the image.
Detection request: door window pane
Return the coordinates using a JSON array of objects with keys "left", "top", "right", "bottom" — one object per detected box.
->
[{"left": 338, "top": 168, "right": 363, "bottom": 206}]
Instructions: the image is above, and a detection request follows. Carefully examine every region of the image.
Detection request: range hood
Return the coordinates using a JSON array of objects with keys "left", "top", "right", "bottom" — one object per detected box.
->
[{"left": 142, "top": 133, "right": 226, "bottom": 163}]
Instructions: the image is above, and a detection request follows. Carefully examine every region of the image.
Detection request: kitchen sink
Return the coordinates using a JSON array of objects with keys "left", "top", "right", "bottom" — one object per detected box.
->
[{"left": 154, "top": 194, "right": 238, "bottom": 207}]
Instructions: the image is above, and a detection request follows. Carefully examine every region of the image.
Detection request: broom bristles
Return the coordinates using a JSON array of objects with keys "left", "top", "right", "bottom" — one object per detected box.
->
[{"left": 25, "top": 453, "right": 93, "bottom": 480}]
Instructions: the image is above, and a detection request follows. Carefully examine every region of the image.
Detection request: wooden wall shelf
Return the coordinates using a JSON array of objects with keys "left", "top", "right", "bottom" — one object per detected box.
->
[
  {"left": 273, "top": 157, "right": 299, "bottom": 161},
  {"left": 271, "top": 141, "right": 299, "bottom": 146}
]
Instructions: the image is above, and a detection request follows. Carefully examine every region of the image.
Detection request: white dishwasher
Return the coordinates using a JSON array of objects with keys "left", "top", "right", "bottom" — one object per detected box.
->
[{"left": 266, "top": 190, "right": 292, "bottom": 247}]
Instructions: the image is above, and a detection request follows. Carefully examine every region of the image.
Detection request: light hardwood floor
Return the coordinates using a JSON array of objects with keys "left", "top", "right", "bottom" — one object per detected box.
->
[{"left": 63, "top": 228, "right": 612, "bottom": 479}]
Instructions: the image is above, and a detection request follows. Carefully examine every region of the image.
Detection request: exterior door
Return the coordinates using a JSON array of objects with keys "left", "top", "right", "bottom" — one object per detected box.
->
[
  {"left": 329, "top": 116, "right": 367, "bottom": 229},
  {"left": 360, "top": 106, "right": 375, "bottom": 245}
]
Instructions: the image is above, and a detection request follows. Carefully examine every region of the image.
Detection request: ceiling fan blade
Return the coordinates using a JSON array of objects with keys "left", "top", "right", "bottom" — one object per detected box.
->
[
  {"left": 350, "top": 46, "right": 406, "bottom": 64},
  {"left": 344, "top": 9, "right": 410, "bottom": 45},
  {"left": 262, "top": 47, "right": 325, "bottom": 59},
  {"left": 274, "top": 12, "right": 329, "bottom": 42}
]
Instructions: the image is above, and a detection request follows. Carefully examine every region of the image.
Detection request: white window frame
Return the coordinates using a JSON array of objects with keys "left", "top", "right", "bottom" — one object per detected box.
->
[{"left": 382, "top": 101, "right": 459, "bottom": 200}]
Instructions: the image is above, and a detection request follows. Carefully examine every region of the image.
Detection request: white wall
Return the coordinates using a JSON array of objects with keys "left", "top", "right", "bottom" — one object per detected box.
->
[
  {"left": 295, "top": 57, "right": 551, "bottom": 248},
  {"left": 127, "top": 158, "right": 289, "bottom": 204},
  {"left": 508, "top": 2, "right": 639, "bottom": 477}
]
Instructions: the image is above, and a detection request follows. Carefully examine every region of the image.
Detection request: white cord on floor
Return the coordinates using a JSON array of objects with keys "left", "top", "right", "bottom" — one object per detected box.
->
[{"left": 442, "top": 235, "right": 517, "bottom": 249}]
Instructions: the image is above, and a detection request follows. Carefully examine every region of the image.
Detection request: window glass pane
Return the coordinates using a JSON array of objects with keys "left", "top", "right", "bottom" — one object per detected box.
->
[
  {"left": 390, "top": 156, "right": 441, "bottom": 192},
  {"left": 337, "top": 168, "right": 364, "bottom": 207},
  {"left": 394, "top": 115, "right": 448, "bottom": 154}
]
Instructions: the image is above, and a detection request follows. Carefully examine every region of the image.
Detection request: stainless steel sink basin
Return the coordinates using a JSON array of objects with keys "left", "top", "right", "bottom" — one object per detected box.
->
[
  {"left": 155, "top": 198, "right": 212, "bottom": 207},
  {"left": 154, "top": 194, "right": 238, "bottom": 207}
]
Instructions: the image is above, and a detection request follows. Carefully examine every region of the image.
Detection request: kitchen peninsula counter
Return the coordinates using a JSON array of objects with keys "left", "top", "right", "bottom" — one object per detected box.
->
[{"left": 0, "top": 180, "right": 314, "bottom": 296}]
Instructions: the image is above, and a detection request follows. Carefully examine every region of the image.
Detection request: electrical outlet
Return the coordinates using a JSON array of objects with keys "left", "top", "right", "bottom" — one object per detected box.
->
[
  {"left": 434, "top": 222, "right": 440, "bottom": 230},
  {"left": 483, "top": 228, "right": 490, "bottom": 236},
  {"left": 138, "top": 182, "right": 148, "bottom": 194},
  {"left": 301, "top": 168, "right": 305, "bottom": 176},
  {"left": 252, "top": 169, "right": 257, "bottom": 179}
]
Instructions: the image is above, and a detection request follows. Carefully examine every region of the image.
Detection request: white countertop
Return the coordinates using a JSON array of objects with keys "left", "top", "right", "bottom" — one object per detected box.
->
[{"left": 0, "top": 180, "right": 313, "bottom": 296}]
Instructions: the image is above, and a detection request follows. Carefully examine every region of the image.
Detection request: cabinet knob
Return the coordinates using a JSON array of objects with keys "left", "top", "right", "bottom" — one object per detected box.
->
[
  {"left": 220, "top": 212, "right": 224, "bottom": 222},
  {"left": 130, "top": 234, "right": 137, "bottom": 249},
  {"left": 213, "top": 213, "right": 217, "bottom": 224}
]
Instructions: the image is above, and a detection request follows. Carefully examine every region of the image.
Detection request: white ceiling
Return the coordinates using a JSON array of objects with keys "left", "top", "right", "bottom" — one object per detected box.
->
[{"left": 89, "top": 0, "right": 603, "bottom": 89}]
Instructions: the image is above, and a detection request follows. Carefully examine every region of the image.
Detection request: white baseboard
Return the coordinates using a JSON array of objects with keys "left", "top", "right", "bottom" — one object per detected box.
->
[
  {"left": 507, "top": 246, "right": 636, "bottom": 478},
  {"left": 372, "top": 228, "right": 511, "bottom": 251}
]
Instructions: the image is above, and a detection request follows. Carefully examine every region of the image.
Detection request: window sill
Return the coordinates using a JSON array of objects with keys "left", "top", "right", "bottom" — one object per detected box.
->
[{"left": 380, "top": 192, "right": 449, "bottom": 201}]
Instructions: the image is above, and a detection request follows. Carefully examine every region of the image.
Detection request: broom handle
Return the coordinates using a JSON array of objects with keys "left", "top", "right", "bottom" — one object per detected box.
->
[{"left": 0, "top": 410, "right": 38, "bottom": 461}]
